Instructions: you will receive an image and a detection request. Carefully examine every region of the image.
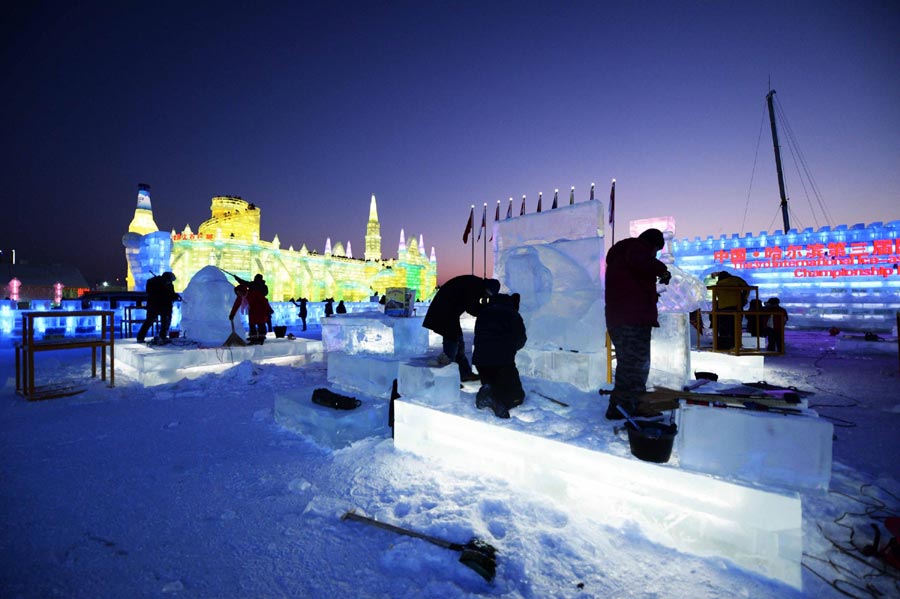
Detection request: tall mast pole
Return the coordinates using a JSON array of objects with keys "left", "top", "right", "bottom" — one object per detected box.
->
[{"left": 766, "top": 89, "right": 791, "bottom": 231}]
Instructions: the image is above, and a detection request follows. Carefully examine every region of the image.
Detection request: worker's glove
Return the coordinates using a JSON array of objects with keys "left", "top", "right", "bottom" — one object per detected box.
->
[{"left": 658, "top": 270, "right": 672, "bottom": 285}]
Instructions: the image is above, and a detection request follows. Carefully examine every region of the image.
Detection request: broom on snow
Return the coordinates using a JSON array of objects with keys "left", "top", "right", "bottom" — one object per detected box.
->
[{"left": 223, "top": 319, "right": 247, "bottom": 347}]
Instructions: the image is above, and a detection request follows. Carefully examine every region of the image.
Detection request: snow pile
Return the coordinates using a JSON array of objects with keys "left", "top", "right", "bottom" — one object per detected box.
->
[{"left": 1, "top": 330, "right": 898, "bottom": 598}]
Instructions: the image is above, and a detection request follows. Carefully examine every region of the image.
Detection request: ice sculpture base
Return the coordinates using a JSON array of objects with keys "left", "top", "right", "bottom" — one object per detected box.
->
[
  {"left": 515, "top": 348, "right": 605, "bottom": 392},
  {"left": 397, "top": 359, "right": 460, "bottom": 402},
  {"left": 274, "top": 385, "right": 389, "bottom": 449},
  {"left": 676, "top": 405, "right": 833, "bottom": 491},
  {"left": 116, "top": 339, "right": 324, "bottom": 387},
  {"left": 394, "top": 397, "right": 802, "bottom": 590}
]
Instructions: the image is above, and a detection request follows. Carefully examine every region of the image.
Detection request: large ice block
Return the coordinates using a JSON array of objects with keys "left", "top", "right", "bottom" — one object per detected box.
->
[
  {"left": 648, "top": 313, "right": 691, "bottom": 389},
  {"left": 493, "top": 201, "right": 605, "bottom": 354},
  {"left": 690, "top": 350, "right": 765, "bottom": 381},
  {"left": 676, "top": 405, "right": 833, "bottom": 491},
  {"left": 326, "top": 351, "right": 401, "bottom": 399},
  {"left": 394, "top": 398, "right": 802, "bottom": 588},
  {"left": 321, "top": 312, "right": 429, "bottom": 357},
  {"left": 397, "top": 359, "right": 460, "bottom": 402},
  {"left": 274, "top": 385, "right": 389, "bottom": 449},
  {"left": 515, "top": 348, "right": 606, "bottom": 392}
]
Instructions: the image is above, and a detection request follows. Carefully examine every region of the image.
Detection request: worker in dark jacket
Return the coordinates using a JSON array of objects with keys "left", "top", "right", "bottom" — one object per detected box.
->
[
  {"left": 604, "top": 229, "right": 670, "bottom": 420},
  {"left": 136, "top": 271, "right": 180, "bottom": 344},
  {"left": 473, "top": 293, "right": 527, "bottom": 419},
  {"left": 423, "top": 275, "right": 500, "bottom": 382}
]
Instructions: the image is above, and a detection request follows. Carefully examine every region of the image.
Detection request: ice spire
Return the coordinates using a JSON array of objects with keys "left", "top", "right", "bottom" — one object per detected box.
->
[
  {"left": 325, "top": 237, "right": 332, "bottom": 256},
  {"left": 346, "top": 241, "right": 352, "bottom": 258},
  {"left": 537, "top": 192, "right": 543, "bottom": 213},
  {"left": 552, "top": 188, "right": 558, "bottom": 209},
  {"left": 590, "top": 182, "right": 595, "bottom": 201},
  {"left": 418, "top": 234, "right": 425, "bottom": 256},
  {"left": 430, "top": 246, "right": 436, "bottom": 262},
  {"left": 569, "top": 186, "right": 575, "bottom": 205},
  {"left": 398, "top": 228, "right": 406, "bottom": 253},
  {"left": 365, "top": 194, "right": 382, "bottom": 261}
]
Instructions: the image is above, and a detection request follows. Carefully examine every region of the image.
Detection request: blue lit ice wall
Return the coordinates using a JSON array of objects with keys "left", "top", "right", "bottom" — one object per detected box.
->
[{"left": 671, "top": 221, "right": 900, "bottom": 332}]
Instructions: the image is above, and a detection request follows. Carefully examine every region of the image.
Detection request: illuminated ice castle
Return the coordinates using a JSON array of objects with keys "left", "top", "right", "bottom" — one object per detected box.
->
[{"left": 122, "top": 185, "right": 437, "bottom": 302}]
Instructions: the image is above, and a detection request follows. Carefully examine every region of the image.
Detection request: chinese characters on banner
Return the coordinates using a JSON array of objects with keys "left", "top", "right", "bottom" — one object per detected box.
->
[{"left": 713, "top": 239, "right": 900, "bottom": 279}]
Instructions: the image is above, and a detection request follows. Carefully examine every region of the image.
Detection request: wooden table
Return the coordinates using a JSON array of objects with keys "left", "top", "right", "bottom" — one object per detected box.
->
[{"left": 15, "top": 310, "right": 115, "bottom": 400}]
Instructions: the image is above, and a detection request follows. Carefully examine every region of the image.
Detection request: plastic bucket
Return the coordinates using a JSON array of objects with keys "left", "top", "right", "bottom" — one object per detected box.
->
[
  {"left": 273, "top": 326, "right": 287, "bottom": 338},
  {"left": 625, "top": 421, "right": 678, "bottom": 463}
]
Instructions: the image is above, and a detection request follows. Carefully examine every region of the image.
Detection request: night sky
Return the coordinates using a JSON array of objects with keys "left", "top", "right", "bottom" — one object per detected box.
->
[{"left": 2, "top": 1, "right": 898, "bottom": 286}]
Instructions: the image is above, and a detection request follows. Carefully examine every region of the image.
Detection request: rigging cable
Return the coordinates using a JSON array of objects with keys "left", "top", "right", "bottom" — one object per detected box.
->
[
  {"left": 774, "top": 97, "right": 837, "bottom": 228},
  {"left": 740, "top": 101, "right": 769, "bottom": 236}
]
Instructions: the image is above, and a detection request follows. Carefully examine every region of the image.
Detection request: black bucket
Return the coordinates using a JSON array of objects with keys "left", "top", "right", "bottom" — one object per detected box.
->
[
  {"left": 273, "top": 326, "right": 287, "bottom": 338},
  {"left": 625, "top": 421, "right": 678, "bottom": 463}
]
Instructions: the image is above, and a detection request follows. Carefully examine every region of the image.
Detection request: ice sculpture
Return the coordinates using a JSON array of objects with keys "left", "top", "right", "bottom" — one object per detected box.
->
[
  {"left": 494, "top": 201, "right": 605, "bottom": 353},
  {"left": 493, "top": 201, "right": 605, "bottom": 390},
  {"left": 179, "top": 265, "right": 238, "bottom": 346}
]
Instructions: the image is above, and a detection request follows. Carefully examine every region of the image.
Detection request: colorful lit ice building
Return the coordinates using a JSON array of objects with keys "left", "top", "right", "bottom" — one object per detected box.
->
[
  {"left": 122, "top": 184, "right": 437, "bottom": 302},
  {"left": 670, "top": 221, "right": 900, "bottom": 332}
]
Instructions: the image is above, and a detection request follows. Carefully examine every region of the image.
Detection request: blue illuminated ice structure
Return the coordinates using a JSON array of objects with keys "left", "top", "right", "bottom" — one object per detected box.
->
[{"left": 672, "top": 221, "right": 900, "bottom": 331}]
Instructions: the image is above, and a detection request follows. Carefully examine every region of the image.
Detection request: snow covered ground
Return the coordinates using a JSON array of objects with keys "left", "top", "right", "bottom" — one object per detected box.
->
[{"left": 1, "top": 328, "right": 898, "bottom": 598}]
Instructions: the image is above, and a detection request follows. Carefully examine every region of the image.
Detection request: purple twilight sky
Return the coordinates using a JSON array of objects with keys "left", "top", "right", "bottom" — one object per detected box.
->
[{"left": 2, "top": 1, "right": 898, "bottom": 286}]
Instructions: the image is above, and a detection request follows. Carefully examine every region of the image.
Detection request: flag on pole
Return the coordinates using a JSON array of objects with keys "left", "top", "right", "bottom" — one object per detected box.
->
[
  {"left": 520, "top": 194, "right": 526, "bottom": 216},
  {"left": 569, "top": 186, "right": 575, "bottom": 205},
  {"left": 590, "top": 182, "right": 595, "bottom": 201},
  {"left": 609, "top": 179, "right": 616, "bottom": 225},
  {"left": 537, "top": 192, "right": 542, "bottom": 213},
  {"left": 462, "top": 205, "right": 474, "bottom": 243},
  {"left": 552, "top": 189, "right": 558, "bottom": 209},
  {"left": 476, "top": 203, "right": 487, "bottom": 242},
  {"left": 490, "top": 200, "right": 500, "bottom": 241},
  {"left": 506, "top": 197, "right": 513, "bottom": 219}
]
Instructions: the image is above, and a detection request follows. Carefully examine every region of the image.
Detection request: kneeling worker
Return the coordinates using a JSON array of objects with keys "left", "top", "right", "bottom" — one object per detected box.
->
[{"left": 473, "top": 293, "right": 527, "bottom": 419}]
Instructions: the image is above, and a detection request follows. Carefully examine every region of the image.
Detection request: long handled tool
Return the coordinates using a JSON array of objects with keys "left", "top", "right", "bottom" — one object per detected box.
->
[
  {"left": 223, "top": 320, "right": 246, "bottom": 347},
  {"left": 341, "top": 510, "right": 497, "bottom": 582}
]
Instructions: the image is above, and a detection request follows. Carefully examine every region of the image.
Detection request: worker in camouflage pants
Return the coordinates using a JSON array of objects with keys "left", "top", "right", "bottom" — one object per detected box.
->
[
  {"left": 604, "top": 228, "right": 671, "bottom": 419},
  {"left": 607, "top": 325, "right": 653, "bottom": 415}
]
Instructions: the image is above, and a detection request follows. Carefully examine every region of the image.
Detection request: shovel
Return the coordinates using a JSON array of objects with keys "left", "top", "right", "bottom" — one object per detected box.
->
[
  {"left": 223, "top": 320, "right": 247, "bottom": 347},
  {"left": 341, "top": 510, "right": 497, "bottom": 582}
]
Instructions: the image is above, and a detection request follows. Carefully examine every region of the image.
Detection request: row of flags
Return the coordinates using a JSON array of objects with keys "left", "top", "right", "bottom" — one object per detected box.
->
[{"left": 463, "top": 180, "right": 616, "bottom": 243}]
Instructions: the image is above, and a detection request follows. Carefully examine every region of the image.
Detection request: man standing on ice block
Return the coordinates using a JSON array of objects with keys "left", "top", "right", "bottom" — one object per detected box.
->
[
  {"left": 423, "top": 275, "right": 500, "bottom": 382},
  {"left": 137, "top": 271, "right": 180, "bottom": 345},
  {"left": 604, "top": 229, "right": 670, "bottom": 420}
]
